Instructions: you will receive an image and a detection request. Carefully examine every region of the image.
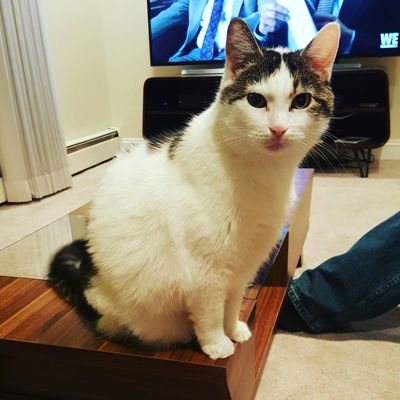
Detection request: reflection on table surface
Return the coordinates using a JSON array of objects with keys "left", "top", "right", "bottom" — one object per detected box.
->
[{"left": 0, "top": 214, "right": 87, "bottom": 280}]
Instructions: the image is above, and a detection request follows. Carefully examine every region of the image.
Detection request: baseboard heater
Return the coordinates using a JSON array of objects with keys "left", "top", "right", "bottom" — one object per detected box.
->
[{"left": 66, "top": 129, "right": 120, "bottom": 175}]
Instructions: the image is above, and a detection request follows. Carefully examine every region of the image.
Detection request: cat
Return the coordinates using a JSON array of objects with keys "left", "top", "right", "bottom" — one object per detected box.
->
[{"left": 49, "top": 19, "right": 339, "bottom": 360}]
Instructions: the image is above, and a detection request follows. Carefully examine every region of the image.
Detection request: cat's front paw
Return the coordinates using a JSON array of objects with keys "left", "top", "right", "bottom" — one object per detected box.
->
[
  {"left": 201, "top": 335, "right": 234, "bottom": 360},
  {"left": 226, "top": 321, "right": 252, "bottom": 343}
]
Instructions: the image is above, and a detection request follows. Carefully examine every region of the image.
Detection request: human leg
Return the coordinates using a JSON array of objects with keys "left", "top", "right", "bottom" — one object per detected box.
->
[{"left": 279, "top": 212, "right": 400, "bottom": 332}]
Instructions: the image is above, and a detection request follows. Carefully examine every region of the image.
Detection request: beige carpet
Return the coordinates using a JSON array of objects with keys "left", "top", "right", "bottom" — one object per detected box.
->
[{"left": 255, "top": 160, "right": 400, "bottom": 400}]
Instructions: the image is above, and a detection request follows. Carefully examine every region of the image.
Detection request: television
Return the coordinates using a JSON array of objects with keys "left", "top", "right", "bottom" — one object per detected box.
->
[{"left": 147, "top": 0, "right": 400, "bottom": 66}]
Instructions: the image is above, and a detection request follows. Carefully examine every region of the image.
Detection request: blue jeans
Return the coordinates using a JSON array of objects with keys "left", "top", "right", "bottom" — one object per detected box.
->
[{"left": 287, "top": 212, "right": 400, "bottom": 332}]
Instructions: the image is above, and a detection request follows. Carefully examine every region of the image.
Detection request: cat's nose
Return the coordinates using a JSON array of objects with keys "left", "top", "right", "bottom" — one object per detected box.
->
[{"left": 269, "top": 126, "right": 287, "bottom": 139}]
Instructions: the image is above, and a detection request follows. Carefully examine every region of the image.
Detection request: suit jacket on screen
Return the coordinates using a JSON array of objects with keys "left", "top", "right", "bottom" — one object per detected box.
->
[{"left": 150, "top": 0, "right": 267, "bottom": 59}]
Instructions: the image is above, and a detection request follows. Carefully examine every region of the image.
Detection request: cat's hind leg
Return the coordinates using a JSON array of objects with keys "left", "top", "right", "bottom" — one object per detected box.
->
[
  {"left": 135, "top": 311, "right": 194, "bottom": 348},
  {"left": 96, "top": 313, "right": 123, "bottom": 337}
]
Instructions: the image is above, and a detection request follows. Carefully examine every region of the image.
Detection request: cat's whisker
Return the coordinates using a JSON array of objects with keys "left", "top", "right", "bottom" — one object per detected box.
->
[
  {"left": 309, "top": 143, "right": 347, "bottom": 173},
  {"left": 212, "top": 136, "right": 251, "bottom": 149},
  {"left": 313, "top": 138, "right": 348, "bottom": 173},
  {"left": 308, "top": 148, "right": 336, "bottom": 172},
  {"left": 295, "top": 139, "right": 336, "bottom": 171},
  {"left": 300, "top": 147, "right": 326, "bottom": 173}
]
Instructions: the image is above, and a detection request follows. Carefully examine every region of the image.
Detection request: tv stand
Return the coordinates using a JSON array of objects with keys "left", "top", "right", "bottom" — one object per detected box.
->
[
  {"left": 333, "top": 63, "right": 361, "bottom": 70},
  {"left": 181, "top": 67, "right": 224, "bottom": 76},
  {"left": 309, "top": 68, "right": 390, "bottom": 177}
]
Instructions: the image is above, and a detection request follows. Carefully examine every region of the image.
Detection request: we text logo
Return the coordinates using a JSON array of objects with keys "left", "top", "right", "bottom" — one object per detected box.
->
[{"left": 380, "top": 32, "right": 399, "bottom": 49}]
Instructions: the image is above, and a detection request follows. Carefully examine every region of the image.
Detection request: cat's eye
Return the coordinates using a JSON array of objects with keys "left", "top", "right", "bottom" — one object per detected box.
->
[
  {"left": 291, "top": 93, "right": 312, "bottom": 109},
  {"left": 247, "top": 93, "right": 267, "bottom": 108}
]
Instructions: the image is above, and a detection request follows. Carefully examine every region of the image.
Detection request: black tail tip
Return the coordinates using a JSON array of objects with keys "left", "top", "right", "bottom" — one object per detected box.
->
[{"left": 48, "top": 239, "right": 89, "bottom": 283}]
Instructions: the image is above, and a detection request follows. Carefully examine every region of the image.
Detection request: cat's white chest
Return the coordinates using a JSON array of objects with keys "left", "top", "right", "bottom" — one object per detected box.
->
[
  {"left": 225, "top": 206, "right": 284, "bottom": 269},
  {"left": 181, "top": 189, "right": 286, "bottom": 277}
]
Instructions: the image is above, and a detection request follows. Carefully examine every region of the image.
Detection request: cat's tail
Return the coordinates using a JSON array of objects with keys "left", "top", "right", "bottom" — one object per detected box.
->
[{"left": 48, "top": 239, "right": 100, "bottom": 320}]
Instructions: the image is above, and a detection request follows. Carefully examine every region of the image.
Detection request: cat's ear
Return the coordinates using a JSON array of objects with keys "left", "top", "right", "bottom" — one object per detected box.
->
[
  {"left": 225, "top": 18, "right": 263, "bottom": 80},
  {"left": 301, "top": 22, "right": 340, "bottom": 81}
]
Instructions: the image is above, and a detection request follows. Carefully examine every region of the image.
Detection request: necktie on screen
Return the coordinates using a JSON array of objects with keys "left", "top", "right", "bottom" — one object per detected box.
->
[
  {"left": 200, "top": 0, "right": 224, "bottom": 61},
  {"left": 317, "top": 0, "right": 334, "bottom": 13}
]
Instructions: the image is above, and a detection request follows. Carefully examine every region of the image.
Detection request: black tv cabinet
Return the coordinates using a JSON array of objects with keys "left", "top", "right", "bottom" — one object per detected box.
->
[
  {"left": 143, "top": 69, "right": 390, "bottom": 176},
  {"left": 143, "top": 75, "right": 221, "bottom": 138}
]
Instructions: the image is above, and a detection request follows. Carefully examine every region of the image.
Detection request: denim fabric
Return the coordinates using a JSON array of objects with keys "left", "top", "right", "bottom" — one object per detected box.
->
[{"left": 287, "top": 212, "right": 400, "bottom": 333}]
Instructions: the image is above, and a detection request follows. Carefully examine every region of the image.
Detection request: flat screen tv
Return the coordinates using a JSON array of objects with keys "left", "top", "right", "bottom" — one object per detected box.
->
[{"left": 147, "top": 0, "right": 400, "bottom": 66}]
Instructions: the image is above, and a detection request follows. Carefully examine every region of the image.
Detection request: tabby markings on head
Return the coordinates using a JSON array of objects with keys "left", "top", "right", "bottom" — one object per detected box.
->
[
  {"left": 282, "top": 52, "right": 333, "bottom": 117},
  {"left": 220, "top": 50, "right": 282, "bottom": 104},
  {"left": 220, "top": 49, "right": 333, "bottom": 118}
]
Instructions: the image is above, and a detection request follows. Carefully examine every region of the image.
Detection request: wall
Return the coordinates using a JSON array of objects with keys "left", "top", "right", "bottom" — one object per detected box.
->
[
  {"left": 100, "top": 0, "right": 181, "bottom": 139},
  {"left": 40, "top": 0, "right": 112, "bottom": 142}
]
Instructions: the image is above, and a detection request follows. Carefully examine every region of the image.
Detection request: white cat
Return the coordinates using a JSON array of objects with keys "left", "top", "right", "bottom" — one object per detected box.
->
[{"left": 49, "top": 19, "right": 339, "bottom": 360}]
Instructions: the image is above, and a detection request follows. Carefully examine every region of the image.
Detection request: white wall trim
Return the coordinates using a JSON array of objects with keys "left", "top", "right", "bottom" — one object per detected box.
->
[
  {"left": 66, "top": 129, "right": 118, "bottom": 148},
  {"left": 375, "top": 139, "right": 400, "bottom": 160}
]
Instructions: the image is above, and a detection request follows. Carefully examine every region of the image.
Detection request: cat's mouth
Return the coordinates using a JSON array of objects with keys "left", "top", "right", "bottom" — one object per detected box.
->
[{"left": 264, "top": 138, "right": 288, "bottom": 151}]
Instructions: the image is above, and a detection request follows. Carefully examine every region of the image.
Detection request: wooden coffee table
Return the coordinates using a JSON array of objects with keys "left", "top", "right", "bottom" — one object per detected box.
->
[{"left": 0, "top": 169, "right": 313, "bottom": 400}]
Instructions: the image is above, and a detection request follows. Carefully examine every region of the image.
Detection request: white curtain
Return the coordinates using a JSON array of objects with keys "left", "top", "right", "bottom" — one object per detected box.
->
[{"left": 0, "top": 0, "right": 71, "bottom": 202}]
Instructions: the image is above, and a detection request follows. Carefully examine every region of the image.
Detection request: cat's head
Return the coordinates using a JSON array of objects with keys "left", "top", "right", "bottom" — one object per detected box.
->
[{"left": 216, "top": 19, "right": 340, "bottom": 163}]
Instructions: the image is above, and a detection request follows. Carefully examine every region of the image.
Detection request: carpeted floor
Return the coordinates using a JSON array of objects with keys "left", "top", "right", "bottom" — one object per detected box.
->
[{"left": 255, "top": 160, "right": 400, "bottom": 400}]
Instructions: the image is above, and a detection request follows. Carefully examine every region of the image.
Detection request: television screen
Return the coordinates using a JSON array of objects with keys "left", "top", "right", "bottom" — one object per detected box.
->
[{"left": 147, "top": 0, "right": 400, "bottom": 66}]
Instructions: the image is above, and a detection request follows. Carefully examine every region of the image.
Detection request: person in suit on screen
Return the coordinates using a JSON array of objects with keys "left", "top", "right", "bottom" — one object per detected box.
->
[
  {"left": 150, "top": 0, "right": 271, "bottom": 63},
  {"left": 258, "top": 0, "right": 400, "bottom": 55}
]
